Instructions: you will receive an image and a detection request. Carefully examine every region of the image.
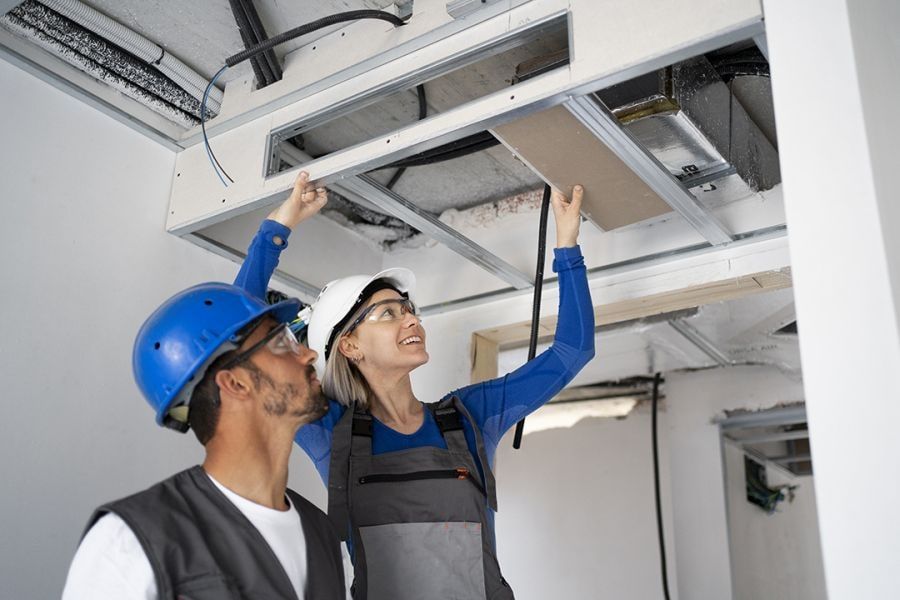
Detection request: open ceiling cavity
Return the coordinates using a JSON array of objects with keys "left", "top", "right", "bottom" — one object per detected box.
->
[
  {"left": 262, "top": 13, "right": 569, "bottom": 242},
  {"left": 261, "top": 27, "right": 778, "bottom": 248}
]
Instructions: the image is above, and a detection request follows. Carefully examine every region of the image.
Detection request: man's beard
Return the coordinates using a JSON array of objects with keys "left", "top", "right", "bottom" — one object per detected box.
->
[
  {"left": 244, "top": 363, "right": 327, "bottom": 420},
  {"left": 307, "top": 387, "right": 329, "bottom": 420}
]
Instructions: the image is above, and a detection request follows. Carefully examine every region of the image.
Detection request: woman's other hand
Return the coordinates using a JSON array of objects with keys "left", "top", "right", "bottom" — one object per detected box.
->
[
  {"left": 551, "top": 184, "right": 583, "bottom": 248},
  {"left": 267, "top": 171, "right": 328, "bottom": 229}
]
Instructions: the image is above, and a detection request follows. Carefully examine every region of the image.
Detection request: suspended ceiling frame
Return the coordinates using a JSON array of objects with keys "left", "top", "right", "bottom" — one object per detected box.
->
[
  {"left": 0, "top": 0, "right": 775, "bottom": 307},
  {"left": 164, "top": 0, "right": 767, "bottom": 303}
]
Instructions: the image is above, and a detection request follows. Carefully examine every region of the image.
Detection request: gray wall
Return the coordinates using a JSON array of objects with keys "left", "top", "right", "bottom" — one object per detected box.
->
[{"left": 0, "top": 58, "right": 327, "bottom": 598}]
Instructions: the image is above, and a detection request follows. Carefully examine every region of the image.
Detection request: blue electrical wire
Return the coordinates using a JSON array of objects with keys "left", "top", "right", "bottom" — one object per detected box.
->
[{"left": 201, "top": 65, "right": 233, "bottom": 187}]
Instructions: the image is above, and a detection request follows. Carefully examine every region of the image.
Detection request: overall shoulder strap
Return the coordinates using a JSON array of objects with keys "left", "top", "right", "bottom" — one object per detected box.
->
[
  {"left": 444, "top": 397, "right": 499, "bottom": 511},
  {"left": 429, "top": 401, "right": 468, "bottom": 455},
  {"left": 350, "top": 410, "right": 374, "bottom": 457},
  {"left": 326, "top": 407, "right": 356, "bottom": 541}
]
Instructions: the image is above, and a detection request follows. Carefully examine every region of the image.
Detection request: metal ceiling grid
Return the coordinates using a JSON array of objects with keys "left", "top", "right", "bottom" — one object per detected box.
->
[
  {"left": 166, "top": 0, "right": 767, "bottom": 301},
  {"left": 0, "top": 0, "right": 781, "bottom": 309}
]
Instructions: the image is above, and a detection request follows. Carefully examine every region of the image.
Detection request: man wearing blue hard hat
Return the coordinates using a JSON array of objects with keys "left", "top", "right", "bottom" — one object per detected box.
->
[{"left": 62, "top": 177, "right": 343, "bottom": 599}]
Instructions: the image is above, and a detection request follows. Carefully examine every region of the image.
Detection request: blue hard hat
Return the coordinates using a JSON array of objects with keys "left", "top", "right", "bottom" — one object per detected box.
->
[{"left": 133, "top": 282, "right": 302, "bottom": 430}]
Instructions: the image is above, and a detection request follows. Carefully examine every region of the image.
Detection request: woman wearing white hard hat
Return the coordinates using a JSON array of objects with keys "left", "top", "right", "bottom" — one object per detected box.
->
[{"left": 235, "top": 172, "right": 594, "bottom": 600}]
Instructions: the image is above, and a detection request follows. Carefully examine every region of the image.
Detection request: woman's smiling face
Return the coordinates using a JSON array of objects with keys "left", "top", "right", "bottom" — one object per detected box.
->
[{"left": 340, "top": 288, "right": 429, "bottom": 374}]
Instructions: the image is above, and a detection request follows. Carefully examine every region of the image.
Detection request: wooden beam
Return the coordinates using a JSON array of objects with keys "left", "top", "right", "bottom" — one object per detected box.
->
[
  {"left": 470, "top": 332, "right": 500, "bottom": 384},
  {"left": 471, "top": 267, "right": 793, "bottom": 353}
]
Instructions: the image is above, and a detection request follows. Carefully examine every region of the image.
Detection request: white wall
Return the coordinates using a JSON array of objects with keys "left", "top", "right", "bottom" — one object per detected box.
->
[
  {"left": 765, "top": 1, "right": 900, "bottom": 596},
  {"left": 0, "top": 59, "right": 325, "bottom": 598},
  {"left": 454, "top": 362, "right": 822, "bottom": 600},
  {"left": 724, "top": 444, "right": 827, "bottom": 600},
  {"left": 492, "top": 406, "right": 678, "bottom": 600},
  {"left": 665, "top": 366, "right": 808, "bottom": 599}
]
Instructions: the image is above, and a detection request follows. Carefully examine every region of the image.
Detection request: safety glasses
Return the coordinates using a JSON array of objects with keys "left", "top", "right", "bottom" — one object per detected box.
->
[
  {"left": 290, "top": 306, "right": 311, "bottom": 346},
  {"left": 219, "top": 322, "right": 302, "bottom": 371},
  {"left": 345, "top": 297, "right": 419, "bottom": 335}
]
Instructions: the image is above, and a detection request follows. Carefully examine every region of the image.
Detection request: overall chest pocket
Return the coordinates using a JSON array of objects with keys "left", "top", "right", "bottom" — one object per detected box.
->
[{"left": 359, "top": 521, "right": 486, "bottom": 600}]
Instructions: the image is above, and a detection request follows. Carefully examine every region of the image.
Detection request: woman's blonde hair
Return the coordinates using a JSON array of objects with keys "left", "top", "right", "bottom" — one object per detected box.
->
[{"left": 321, "top": 306, "right": 375, "bottom": 409}]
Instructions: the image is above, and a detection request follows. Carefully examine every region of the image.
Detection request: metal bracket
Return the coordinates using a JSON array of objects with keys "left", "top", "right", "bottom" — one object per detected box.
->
[
  {"left": 564, "top": 94, "right": 735, "bottom": 246},
  {"left": 341, "top": 176, "right": 534, "bottom": 289},
  {"left": 717, "top": 405, "right": 807, "bottom": 431},
  {"left": 732, "top": 429, "right": 809, "bottom": 445},
  {"left": 668, "top": 318, "right": 733, "bottom": 366},
  {"left": 447, "top": 0, "right": 503, "bottom": 19},
  {"left": 753, "top": 33, "right": 769, "bottom": 61}
]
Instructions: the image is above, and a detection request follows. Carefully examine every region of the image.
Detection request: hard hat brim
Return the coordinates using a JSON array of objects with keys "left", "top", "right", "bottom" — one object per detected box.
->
[{"left": 155, "top": 296, "right": 302, "bottom": 425}]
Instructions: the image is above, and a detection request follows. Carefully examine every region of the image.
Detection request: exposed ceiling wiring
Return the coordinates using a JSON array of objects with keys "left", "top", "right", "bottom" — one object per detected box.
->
[{"left": 201, "top": 9, "right": 409, "bottom": 187}]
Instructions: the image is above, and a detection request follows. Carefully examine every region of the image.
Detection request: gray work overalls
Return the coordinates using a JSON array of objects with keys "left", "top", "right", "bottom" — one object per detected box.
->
[{"left": 328, "top": 396, "right": 515, "bottom": 600}]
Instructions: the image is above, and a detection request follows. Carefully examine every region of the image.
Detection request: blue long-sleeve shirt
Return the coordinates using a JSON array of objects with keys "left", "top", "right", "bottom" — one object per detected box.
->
[{"left": 235, "top": 220, "right": 595, "bottom": 509}]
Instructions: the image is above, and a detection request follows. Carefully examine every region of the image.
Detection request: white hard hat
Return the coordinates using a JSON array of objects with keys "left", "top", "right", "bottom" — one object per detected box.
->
[{"left": 307, "top": 268, "right": 416, "bottom": 376}]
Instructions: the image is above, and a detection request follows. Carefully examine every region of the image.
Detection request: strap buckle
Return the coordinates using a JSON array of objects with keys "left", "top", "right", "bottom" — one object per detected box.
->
[
  {"left": 433, "top": 406, "right": 463, "bottom": 432},
  {"left": 351, "top": 412, "right": 373, "bottom": 437}
]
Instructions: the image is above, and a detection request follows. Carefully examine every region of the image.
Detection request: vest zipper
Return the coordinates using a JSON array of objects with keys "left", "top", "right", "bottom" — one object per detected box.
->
[{"left": 359, "top": 467, "right": 486, "bottom": 496}]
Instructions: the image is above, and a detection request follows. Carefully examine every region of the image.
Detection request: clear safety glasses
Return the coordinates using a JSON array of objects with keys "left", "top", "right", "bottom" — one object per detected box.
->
[
  {"left": 346, "top": 298, "right": 419, "bottom": 335},
  {"left": 220, "top": 322, "right": 303, "bottom": 370}
]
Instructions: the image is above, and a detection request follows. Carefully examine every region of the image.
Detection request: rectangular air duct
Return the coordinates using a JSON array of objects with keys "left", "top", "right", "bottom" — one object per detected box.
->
[{"left": 491, "top": 53, "right": 780, "bottom": 230}]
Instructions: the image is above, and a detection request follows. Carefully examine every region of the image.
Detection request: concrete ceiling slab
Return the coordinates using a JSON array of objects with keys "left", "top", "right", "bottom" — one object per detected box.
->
[{"left": 83, "top": 0, "right": 396, "bottom": 82}]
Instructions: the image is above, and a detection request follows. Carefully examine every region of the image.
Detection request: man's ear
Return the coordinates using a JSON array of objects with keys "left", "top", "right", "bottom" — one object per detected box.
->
[{"left": 215, "top": 368, "right": 252, "bottom": 400}]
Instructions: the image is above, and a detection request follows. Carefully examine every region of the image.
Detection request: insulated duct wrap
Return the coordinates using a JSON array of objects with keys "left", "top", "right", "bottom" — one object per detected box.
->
[{"left": 39, "top": 0, "right": 223, "bottom": 113}]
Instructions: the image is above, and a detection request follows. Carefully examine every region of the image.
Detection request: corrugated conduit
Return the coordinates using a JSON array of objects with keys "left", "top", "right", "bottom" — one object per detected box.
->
[{"left": 40, "top": 0, "right": 223, "bottom": 113}]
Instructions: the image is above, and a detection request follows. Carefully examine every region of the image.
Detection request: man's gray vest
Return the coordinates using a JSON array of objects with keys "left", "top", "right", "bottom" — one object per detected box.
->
[{"left": 84, "top": 466, "right": 345, "bottom": 600}]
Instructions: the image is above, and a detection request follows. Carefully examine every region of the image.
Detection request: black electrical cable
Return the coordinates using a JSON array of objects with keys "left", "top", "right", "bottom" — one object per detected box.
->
[
  {"left": 239, "top": 0, "right": 283, "bottom": 83},
  {"left": 415, "top": 84, "right": 428, "bottom": 121},
  {"left": 228, "top": 0, "right": 271, "bottom": 87},
  {"left": 651, "top": 372, "right": 672, "bottom": 600},
  {"left": 381, "top": 131, "right": 500, "bottom": 170},
  {"left": 203, "top": 10, "right": 408, "bottom": 185},
  {"left": 512, "top": 183, "right": 552, "bottom": 449},
  {"left": 385, "top": 166, "right": 406, "bottom": 190},
  {"left": 386, "top": 84, "right": 428, "bottom": 190},
  {"left": 226, "top": 10, "right": 406, "bottom": 68}
]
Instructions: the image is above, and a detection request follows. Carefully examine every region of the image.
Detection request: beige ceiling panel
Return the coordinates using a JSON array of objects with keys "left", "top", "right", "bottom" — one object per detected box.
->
[{"left": 492, "top": 105, "right": 673, "bottom": 230}]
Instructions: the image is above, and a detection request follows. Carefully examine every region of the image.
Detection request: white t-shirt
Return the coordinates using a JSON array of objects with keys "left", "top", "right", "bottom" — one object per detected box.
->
[{"left": 62, "top": 473, "right": 308, "bottom": 599}]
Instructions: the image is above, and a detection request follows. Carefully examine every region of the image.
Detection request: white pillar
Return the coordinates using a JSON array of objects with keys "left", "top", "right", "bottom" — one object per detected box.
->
[{"left": 764, "top": 1, "right": 900, "bottom": 597}]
